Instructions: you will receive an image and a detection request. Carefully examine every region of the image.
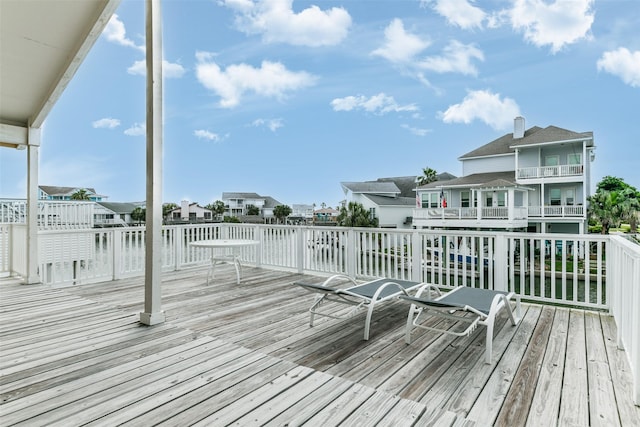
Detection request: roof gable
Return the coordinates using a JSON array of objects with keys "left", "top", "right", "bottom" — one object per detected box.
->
[{"left": 459, "top": 126, "right": 542, "bottom": 159}]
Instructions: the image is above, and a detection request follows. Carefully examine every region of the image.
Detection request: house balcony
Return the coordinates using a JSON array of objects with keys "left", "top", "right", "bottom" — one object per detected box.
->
[
  {"left": 413, "top": 205, "right": 585, "bottom": 229},
  {"left": 0, "top": 223, "right": 638, "bottom": 425},
  {"left": 413, "top": 207, "right": 529, "bottom": 229},
  {"left": 517, "top": 164, "right": 584, "bottom": 180}
]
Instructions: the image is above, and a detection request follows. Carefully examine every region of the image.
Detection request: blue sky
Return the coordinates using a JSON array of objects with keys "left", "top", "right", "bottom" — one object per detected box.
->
[{"left": 1, "top": 0, "right": 639, "bottom": 208}]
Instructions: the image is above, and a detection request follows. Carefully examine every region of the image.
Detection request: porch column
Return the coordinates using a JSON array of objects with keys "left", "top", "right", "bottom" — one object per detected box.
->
[
  {"left": 140, "top": 0, "right": 165, "bottom": 325},
  {"left": 25, "top": 127, "right": 41, "bottom": 284},
  {"left": 476, "top": 190, "right": 482, "bottom": 222},
  {"left": 508, "top": 189, "right": 514, "bottom": 222}
]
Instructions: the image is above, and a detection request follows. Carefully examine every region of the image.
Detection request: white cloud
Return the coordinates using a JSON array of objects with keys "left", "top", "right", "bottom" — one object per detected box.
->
[
  {"left": 103, "top": 14, "right": 144, "bottom": 52},
  {"left": 597, "top": 48, "right": 640, "bottom": 88},
  {"left": 220, "top": 0, "right": 351, "bottom": 47},
  {"left": 195, "top": 54, "right": 317, "bottom": 108},
  {"left": 127, "top": 60, "right": 187, "bottom": 78},
  {"left": 251, "top": 118, "right": 284, "bottom": 132},
  {"left": 438, "top": 89, "right": 520, "bottom": 130},
  {"left": 371, "top": 19, "right": 430, "bottom": 64},
  {"left": 331, "top": 93, "right": 418, "bottom": 115},
  {"left": 424, "top": 0, "right": 486, "bottom": 30},
  {"left": 401, "top": 124, "right": 431, "bottom": 136},
  {"left": 92, "top": 118, "right": 121, "bottom": 129},
  {"left": 124, "top": 123, "right": 146, "bottom": 136},
  {"left": 419, "top": 40, "right": 484, "bottom": 76},
  {"left": 194, "top": 129, "right": 222, "bottom": 141},
  {"left": 509, "top": 0, "right": 594, "bottom": 53}
]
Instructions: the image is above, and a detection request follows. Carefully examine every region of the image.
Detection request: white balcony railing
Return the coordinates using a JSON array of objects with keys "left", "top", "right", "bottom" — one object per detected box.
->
[
  {"left": 1, "top": 222, "right": 638, "bottom": 404},
  {"left": 1, "top": 199, "right": 95, "bottom": 229},
  {"left": 517, "top": 164, "right": 584, "bottom": 179}
]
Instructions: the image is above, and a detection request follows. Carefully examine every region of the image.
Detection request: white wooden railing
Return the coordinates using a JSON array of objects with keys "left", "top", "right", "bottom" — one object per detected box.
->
[
  {"left": 1, "top": 222, "right": 638, "bottom": 404},
  {"left": 517, "top": 164, "right": 584, "bottom": 179},
  {"left": 0, "top": 199, "right": 95, "bottom": 229}
]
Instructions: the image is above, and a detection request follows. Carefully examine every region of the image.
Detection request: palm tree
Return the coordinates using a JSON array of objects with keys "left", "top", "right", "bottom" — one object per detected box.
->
[
  {"left": 70, "top": 189, "right": 90, "bottom": 200},
  {"left": 337, "top": 202, "right": 378, "bottom": 228},
  {"left": 273, "top": 205, "right": 292, "bottom": 224},
  {"left": 416, "top": 167, "right": 438, "bottom": 187}
]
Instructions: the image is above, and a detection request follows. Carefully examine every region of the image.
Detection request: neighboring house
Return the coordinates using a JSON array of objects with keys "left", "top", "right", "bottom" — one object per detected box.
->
[
  {"left": 166, "top": 200, "right": 213, "bottom": 224},
  {"left": 38, "top": 185, "right": 106, "bottom": 201},
  {"left": 341, "top": 175, "right": 455, "bottom": 229},
  {"left": 313, "top": 207, "right": 340, "bottom": 225},
  {"left": 289, "top": 204, "right": 315, "bottom": 224},
  {"left": 94, "top": 202, "right": 143, "bottom": 227},
  {"left": 221, "top": 192, "right": 283, "bottom": 222},
  {"left": 414, "top": 117, "right": 594, "bottom": 234}
]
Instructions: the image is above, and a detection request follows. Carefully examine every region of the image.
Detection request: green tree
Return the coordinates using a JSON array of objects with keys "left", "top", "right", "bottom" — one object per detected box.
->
[
  {"left": 416, "top": 167, "right": 438, "bottom": 187},
  {"left": 131, "top": 206, "right": 146, "bottom": 225},
  {"left": 162, "top": 203, "right": 178, "bottom": 218},
  {"left": 337, "top": 201, "right": 378, "bottom": 228},
  {"left": 273, "top": 205, "right": 292, "bottom": 224},
  {"left": 588, "top": 176, "right": 640, "bottom": 234},
  {"left": 205, "top": 200, "right": 226, "bottom": 219},
  {"left": 246, "top": 204, "right": 260, "bottom": 215},
  {"left": 70, "top": 189, "right": 90, "bottom": 200},
  {"left": 223, "top": 215, "right": 240, "bottom": 223}
]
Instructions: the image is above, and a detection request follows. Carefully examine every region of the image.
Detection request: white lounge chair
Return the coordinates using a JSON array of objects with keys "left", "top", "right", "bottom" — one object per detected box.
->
[
  {"left": 400, "top": 284, "right": 521, "bottom": 363},
  {"left": 294, "top": 274, "right": 423, "bottom": 340}
]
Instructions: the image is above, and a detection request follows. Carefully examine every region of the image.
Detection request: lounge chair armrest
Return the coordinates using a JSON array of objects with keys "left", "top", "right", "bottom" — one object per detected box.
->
[
  {"left": 321, "top": 274, "right": 359, "bottom": 289},
  {"left": 413, "top": 283, "right": 442, "bottom": 299}
]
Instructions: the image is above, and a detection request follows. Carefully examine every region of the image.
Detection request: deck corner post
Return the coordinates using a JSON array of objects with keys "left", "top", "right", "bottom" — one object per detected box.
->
[
  {"left": 493, "top": 233, "right": 508, "bottom": 292},
  {"left": 140, "top": 0, "right": 165, "bottom": 326}
]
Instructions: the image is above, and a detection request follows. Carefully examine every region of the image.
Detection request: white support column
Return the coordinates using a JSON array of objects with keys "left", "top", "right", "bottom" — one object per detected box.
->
[
  {"left": 25, "top": 127, "right": 41, "bottom": 284},
  {"left": 140, "top": 0, "right": 165, "bottom": 326}
]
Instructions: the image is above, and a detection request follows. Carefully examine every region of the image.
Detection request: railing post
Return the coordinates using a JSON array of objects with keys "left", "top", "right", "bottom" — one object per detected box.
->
[
  {"left": 411, "top": 231, "right": 421, "bottom": 283},
  {"left": 112, "top": 228, "right": 122, "bottom": 280},
  {"left": 346, "top": 228, "right": 356, "bottom": 278},
  {"left": 296, "top": 226, "right": 304, "bottom": 274},
  {"left": 493, "top": 233, "right": 507, "bottom": 291},
  {"left": 175, "top": 226, "right": 183, "bottom": 271}
]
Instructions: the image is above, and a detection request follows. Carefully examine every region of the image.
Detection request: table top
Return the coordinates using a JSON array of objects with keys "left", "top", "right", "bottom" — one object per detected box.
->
[{"left": 190, "top": 239, "right": 259, "bottom": 248}]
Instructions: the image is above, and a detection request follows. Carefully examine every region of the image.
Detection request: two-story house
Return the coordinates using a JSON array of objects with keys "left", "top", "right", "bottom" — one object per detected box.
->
[
  {"left": 341, "top": 175, "right": 455, "bottom": 229},
  {"left": 413, "top": 117, "right": 594, "bottom": 234},
  {"left": 221, "top": 192, "right": 283, "bottom": 222},
  {"left": 39, "top": 185, "right": 106, "bottom": 201},
  {"left": 166, "top": 200, "right": 214, "bottom": 224}
]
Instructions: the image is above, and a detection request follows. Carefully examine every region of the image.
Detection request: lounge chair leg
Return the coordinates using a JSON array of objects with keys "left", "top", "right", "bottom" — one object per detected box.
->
[
  {"left": 485, "top": 320, "right": 494, "bottom": 364},
  {"left": 364, "top": 303, "right": 376, "bottom": 340}
]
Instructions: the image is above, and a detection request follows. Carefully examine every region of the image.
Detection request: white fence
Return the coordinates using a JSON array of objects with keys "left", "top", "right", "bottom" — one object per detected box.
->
[{"left": 1, "top": 222, "right": 638, "bottom": 404}]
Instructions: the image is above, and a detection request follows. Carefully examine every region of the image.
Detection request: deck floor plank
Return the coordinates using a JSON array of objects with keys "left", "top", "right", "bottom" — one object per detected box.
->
[
  {"left": 525, "top": 307, "right": 570, "bottom": 426},
  {"left": 585, "top": 311, "right": 622, "bottom": 426},
  {"left": 558, "top": 309, "right": 590, "bottom": 426},
  {"left": 1, "top": 267, "right": 638, "bottom": 426}
]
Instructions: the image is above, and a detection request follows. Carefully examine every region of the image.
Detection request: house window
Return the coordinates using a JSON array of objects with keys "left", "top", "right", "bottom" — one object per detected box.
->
[
  {"left": 567, "top": 153, "right": 581, "bottom": 165},
  {"left": 550, "top": 189, "right": 562, "bottom": 205},
  {"left": 369, "top": 208, "right": 376, "bottom": 220},
  {"left": 461, "top": 191, "right": 470, "bottom": 208},
  {"left": 497, "top": 192, "right": 506, "bottom": 207},
  {"left": 485, "top": 194, "right": 493, "bottom": 207},
  {"left": 565, "top": 189, "right": 575, "bottom": 205},
  {"left": 421, "top": 193, "right": 439, "bottom": 208},
  {"left": 545, "top": 155, "right": 559, "bottom": 166}
]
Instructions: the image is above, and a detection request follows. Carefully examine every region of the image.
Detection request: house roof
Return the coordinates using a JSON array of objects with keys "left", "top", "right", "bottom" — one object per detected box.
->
[
  {"left": 459, "top": 125, "right": 593, "bottom": 160},
  {"left": 262, "top": 196, "right": 283, "bottom": 208},
  {"left": 341, "top": 181, "right": 401, "bottom": 195},
  {"left": 222, "top": 192, "right": 263, "bottom": 199},
  {"left": 418, "top": 171, "right": 519, "bottom": 189},
  {"left": 97, "top": 202, "right": 142, "bottom": 214},
  {"left": 39, "top": 185, "right": 102, "bottom": 197},
  {"left": 374, "top": 176, "right": 418, "bottom": 198},
  {"left": 363, "top": 194, "right": 417, "bottom": 207}
]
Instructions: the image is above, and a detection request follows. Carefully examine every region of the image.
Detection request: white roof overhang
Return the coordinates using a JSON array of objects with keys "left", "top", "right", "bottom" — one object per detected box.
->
[{"left": 0, "top": 0, "right": 121, "bottom": 148}]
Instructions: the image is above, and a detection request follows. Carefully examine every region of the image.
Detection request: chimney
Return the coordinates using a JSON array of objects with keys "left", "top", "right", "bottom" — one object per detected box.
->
[
  {"left": 181, "top": 199, "right": 189, "bottom": 220},
  {"left": 514, "top": 116, "right": 525, "bottom": 139}
]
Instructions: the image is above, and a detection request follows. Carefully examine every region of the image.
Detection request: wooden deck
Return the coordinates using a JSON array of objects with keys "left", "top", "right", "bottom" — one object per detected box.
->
[{"left": 1, "top": 265, "right": 638, "bottom": 426}]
